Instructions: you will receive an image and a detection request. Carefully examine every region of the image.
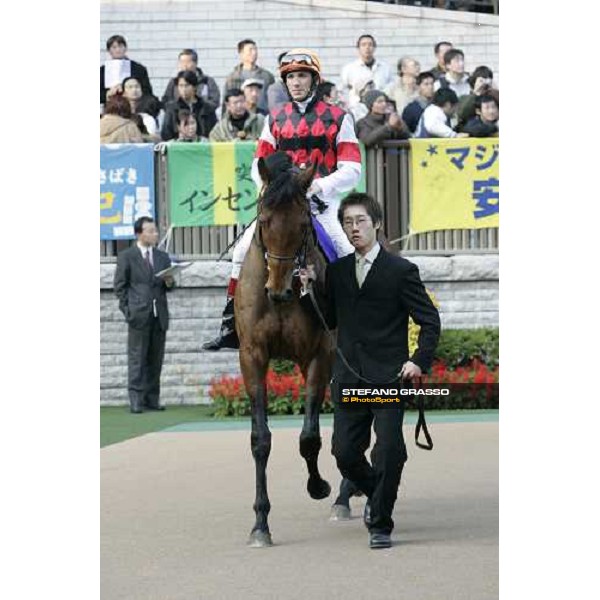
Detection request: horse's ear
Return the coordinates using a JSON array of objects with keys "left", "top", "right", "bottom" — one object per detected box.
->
[
  {"left": 258, "top": 157, "right": 270, "bottom": 185},
  {"left": 298, "top": 162, "right": 318, "bottom": 190}
]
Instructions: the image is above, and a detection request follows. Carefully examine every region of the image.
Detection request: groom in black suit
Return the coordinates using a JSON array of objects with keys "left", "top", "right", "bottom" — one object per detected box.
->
[
  {"left": 114, "top": 217, "right": 174, "bottom": 413},
  {"left": 300, "top": 192, "right": 440, "bottom": 549}
]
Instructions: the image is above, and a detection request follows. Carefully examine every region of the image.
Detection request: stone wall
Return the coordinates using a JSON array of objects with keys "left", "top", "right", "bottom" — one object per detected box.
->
[
  {"left": 100, "top": 0, "right": 499, "bottom": 103},
  {"left": 100, "top": 254, "right": 498, "bottom": 405}
]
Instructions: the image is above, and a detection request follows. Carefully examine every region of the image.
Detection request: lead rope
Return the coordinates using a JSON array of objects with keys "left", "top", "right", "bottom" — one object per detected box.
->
[{"left": 306, "top": 287, "right": 433, "bottom": 451}]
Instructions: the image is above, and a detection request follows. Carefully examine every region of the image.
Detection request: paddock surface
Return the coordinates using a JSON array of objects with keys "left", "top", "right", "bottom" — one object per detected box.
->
[{"left": 101, "top": 416, "right": 498, "bottom": 600}]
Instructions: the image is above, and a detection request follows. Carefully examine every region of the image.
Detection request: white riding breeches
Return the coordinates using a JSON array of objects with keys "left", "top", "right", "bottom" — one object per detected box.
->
[{"left": 231, "top": 201, "right": 355, "bottom": 279}]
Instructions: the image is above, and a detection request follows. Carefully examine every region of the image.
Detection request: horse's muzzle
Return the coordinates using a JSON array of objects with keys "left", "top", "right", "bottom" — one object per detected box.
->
[{"left": 266, "top": 288, "right": 294, "bottom": 303}]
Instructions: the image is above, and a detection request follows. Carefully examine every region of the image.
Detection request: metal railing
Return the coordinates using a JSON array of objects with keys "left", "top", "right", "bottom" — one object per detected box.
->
[{"left": 100, "top": 141, "right": 498, "bottom": 261}]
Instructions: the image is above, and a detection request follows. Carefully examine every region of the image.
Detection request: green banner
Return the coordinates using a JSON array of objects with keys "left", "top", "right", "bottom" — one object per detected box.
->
[
  {"left": 167, "top": 141, "right": 366, "bottom": 227},
  {"left": 167, "top": 141, "right": 258, "bottom": 227}
]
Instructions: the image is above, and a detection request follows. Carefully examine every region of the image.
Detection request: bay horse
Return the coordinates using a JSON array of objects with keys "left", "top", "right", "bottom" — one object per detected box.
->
[{"left": 235, "top": 152, "right": 333, "bottom": 547}]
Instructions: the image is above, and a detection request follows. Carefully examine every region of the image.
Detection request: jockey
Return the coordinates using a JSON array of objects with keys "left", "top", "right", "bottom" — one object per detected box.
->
[{"left": 203, "top": 48, "right": 362, "bottom": 351}]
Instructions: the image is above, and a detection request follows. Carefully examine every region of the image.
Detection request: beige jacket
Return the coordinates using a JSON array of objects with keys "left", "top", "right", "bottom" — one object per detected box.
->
[{"left": 100, "top": 115, "right": 144, "bottom": 144}]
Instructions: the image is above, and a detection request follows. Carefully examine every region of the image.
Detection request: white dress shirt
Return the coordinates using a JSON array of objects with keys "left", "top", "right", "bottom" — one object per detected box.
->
[{"left": 137, "top": 242, "right": 153, "bottom": 266}]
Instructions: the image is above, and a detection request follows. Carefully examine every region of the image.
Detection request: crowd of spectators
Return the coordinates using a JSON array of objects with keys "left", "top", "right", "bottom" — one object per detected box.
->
[{"left": 99, "top": 33, "right": 498, "bottom": 146}]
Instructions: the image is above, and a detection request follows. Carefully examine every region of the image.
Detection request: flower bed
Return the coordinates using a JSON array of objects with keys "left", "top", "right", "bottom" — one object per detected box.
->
[{"left": 209, "top": 358, "right": 499, "bottom": 416}]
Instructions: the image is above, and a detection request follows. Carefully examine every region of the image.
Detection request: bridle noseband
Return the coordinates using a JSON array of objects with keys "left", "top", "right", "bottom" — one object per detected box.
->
[{"left": 254, "top": 170, "right": 313, "bottom": 271}]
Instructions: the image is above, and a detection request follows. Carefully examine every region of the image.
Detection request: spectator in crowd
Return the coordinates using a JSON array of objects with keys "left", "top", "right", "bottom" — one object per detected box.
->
[
  {"left": 355, "top": 90, "right": 410, "bottom": 147},
  {"left": 385, "top": 56, "right": 421, "bottom": 114},
  {"left": 242, "top": 79, "right": 269, "bottom": 116},
  {"left": 173, "top": 108, "right": 200, "bottom": 142},
  {"left": 349, "top": 76, "right": 376, "bottom": 123},
  {"left": 114, "top": 217, "right": 174, "bottom": 414},
  {"left": 401, "top": 71, "right": 436, "bottom": 134},
  {"left": 136, "top": 94, "right": 163, "bottom": 134},
  {"left": 315, "top": 80, "right": 342, "bottom": 107},
  {"left": 130, "top": 114, "right": 160, "bottom": 143},
  {"left": 161, "top": 49, "right": 220, "bottom": 111},
  {"left": 461, "top": 94, "right": 499, "bottom": 137},
  {"left": 121, "top": 76, "right": 160, "bottom": 137},
  {"left": 415, "top": 88, "right": 469, "bottom": 138},
  {"left": 209, "top": 88, "right": 265, "bottom": 142},
  {"left": 267, "top": 52, "right": 290, "bottom": 110},
  {"left": 223, "top": 39, "right": 275, "bottom": 113},
  {"left": 456, "top": 65, "right": 498, "bottom": 130},
  {"left": 100, "top": 34, "right": 153, "bottom": 105},
  {"left": 100, "top": 95, "right": 144, "bottom": 143},
  {"left": 434, "top": 48, "right": 470, "bottom": 97},
  {"left": 340, "top": 34, "right": 394, "bottom": 110},
  {"left": 430, "top": 41, "right": 453, "bottom": 81},
  {"left": 161, "top": 71, "right": 217, "bottom": 141}
]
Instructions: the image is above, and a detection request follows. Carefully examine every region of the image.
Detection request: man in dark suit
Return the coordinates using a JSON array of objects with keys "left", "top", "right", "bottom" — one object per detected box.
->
[
  {"left": 100, "top": 35, "right": 153, "bottom": 105},
  {"left": 300, "top": 192, "right": 441, "bottom": 549},
  {"left": 114, "top": 217, "right": 174, "bottom": 413}
]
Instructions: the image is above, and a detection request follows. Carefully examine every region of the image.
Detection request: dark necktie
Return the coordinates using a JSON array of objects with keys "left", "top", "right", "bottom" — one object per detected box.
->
[{"left": 144, "top": 249, "right": 153, "bottom": 273}]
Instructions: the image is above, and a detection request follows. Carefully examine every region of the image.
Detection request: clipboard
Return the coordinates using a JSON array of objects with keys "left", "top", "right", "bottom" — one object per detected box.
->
[{"left": 155, "top": 262, "right": 193, "bottom": 278}]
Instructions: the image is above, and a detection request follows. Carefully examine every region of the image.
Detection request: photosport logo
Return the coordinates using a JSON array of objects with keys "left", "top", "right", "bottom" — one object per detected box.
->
[
  {"left": 334, "top": 382, "right": 498, "bottom": 408},
  {"left": 338, "top": 386, "right": 450, "bottom": 405}
]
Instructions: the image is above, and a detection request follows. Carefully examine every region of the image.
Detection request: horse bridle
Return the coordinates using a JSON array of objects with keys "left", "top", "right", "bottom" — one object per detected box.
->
[{"left": 254, "top": 184, "right": 314, "bottom": 271}]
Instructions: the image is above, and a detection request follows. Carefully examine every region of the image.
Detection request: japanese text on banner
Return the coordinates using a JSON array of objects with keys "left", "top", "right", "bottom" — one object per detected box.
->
[
  {"left": 409, "top": 138, "right": 499, "bottom": 233},
  {"left": 100, "top": 144, "right": 156, "bottom": 240},
  {"left": 167, "top": 141, "right": 367, "bottom": 227}
]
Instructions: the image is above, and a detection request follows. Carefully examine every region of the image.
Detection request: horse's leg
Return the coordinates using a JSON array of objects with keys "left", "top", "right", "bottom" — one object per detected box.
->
[
  {"left": 329, "top": 478, "right": 360, "bottom": 521},
  {"left": 240, "top": 348, "right": 273, "bottom": 547},
  {"left": 300, "top": 349, "right": 331, "bottom": 500},
  {"left": 334, "top": 478, "right": 361, "bottom": 508}
]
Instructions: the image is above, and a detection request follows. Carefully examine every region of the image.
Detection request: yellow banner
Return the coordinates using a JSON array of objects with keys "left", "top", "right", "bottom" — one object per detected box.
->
[
  {"left": 212, "top": 142, "right": 238, "bottom": 226},
  {"left": 409, "top": 138, "right": 499, "bottom": 233}
]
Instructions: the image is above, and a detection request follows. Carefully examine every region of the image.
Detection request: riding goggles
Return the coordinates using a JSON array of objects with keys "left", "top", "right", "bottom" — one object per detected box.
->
[{"left": 280, "top": 53, "right": 316, "bottom": 67}]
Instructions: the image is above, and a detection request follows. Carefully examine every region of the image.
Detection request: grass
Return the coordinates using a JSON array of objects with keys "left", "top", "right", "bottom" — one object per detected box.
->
[
  {"left": 100, "top": 405, "right": 498, "bottom": 448},
  {"left": 100, "top": 405, "right": 216, "bottom": 447}
]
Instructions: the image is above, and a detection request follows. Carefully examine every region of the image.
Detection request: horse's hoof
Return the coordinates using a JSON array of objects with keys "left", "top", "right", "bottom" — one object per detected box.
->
[
  {"left": 247, "top": 530, "right": 273, "bottom": 548},
  {"left": 329, "top": 504, "right": 351, "bottom": 521},
  {"left": 308, "top": 477, "right": 331, "bottom": 500}
]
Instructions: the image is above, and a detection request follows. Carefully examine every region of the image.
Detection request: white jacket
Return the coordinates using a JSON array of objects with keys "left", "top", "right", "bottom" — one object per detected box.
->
[
  {"left": 434, "top": 73, "right": 471, "bottom": 98},
  {"left": 415, "top": 104, "right": 457, "bottom": 138},
  {"left": 340, "top": 59, "right": 394, "bottom": 108}
]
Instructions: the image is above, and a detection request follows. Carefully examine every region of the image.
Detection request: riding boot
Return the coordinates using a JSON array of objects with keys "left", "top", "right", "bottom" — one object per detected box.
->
[{"left": 202, "top": 280, "right": 240, "bottom": 351}]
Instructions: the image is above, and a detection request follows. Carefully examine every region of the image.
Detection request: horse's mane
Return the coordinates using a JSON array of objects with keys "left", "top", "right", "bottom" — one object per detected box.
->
[{"left": 261, "top": 169, "right": 305, "bottom": 210}]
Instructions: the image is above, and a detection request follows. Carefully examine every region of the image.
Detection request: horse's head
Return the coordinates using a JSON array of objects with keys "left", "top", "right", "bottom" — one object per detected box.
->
[{"left": 257, "top": 153, "right": 317, "bottom": 303}]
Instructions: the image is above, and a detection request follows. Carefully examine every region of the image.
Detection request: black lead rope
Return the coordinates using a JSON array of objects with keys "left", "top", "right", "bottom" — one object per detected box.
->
[
  {"left": 414, "top": 391, "right": 433, "bottom": 451},
  {"left": 306, "top": 288, "right": 433, "bottom": 451}
]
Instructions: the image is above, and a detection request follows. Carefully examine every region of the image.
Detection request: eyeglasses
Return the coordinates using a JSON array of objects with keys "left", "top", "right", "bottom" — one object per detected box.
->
[
  {"left": 280, "top": 53, "right": 315, "bottom": 67},
  {"left": 342, "top": 216, "right": 371, "bottom": 229}
]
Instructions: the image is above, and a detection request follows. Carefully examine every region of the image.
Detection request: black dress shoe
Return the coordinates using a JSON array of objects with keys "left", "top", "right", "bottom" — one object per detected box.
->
[
  {"left": 144, "top": 405, "right": 165, "bottom": 411},
  {"left": 369, "top": 532, "right": 392, "bottom": 549},
  {"left": 130, "top": 406, "right": 143, "bottom": 414},
  {"left": 363, "top": 500, "right": 372, "bottom": 529}
]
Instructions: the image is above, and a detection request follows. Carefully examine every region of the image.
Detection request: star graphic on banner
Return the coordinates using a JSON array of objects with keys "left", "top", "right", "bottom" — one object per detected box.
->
[
  {"left": 427, "top": 144, "right": 438, "bottom": 156},
  {"left": 421, "top": 161, "right": 428, "bottom": 168}
]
